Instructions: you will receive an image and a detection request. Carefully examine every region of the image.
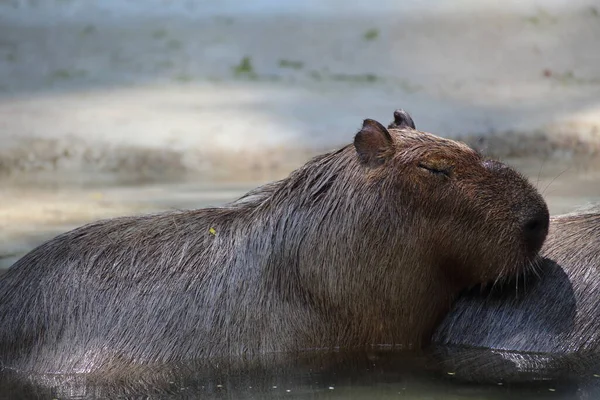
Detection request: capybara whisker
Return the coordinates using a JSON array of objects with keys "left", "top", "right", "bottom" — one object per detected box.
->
[{"left": 542, "top": 168, "right": 569, "bottom": 196}]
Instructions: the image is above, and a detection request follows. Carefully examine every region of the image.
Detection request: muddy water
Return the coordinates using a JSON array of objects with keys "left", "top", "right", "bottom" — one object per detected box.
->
[{"left": 1, "top": 347, "right": 600, "bottom": 399}]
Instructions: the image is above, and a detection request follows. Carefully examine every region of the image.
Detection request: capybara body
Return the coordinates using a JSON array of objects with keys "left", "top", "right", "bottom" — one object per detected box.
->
[
  {"left": 0, "top": 118, "right": 548, "bottom": 374},
  {"left": 434, "top": 207, "right": 600, "bottom": 354}
]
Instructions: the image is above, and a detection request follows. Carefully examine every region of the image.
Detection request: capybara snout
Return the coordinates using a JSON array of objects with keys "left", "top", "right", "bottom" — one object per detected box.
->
[
  {"left": 521, "top": 210, "right": 550, "bottom": 253},
  {"left": 481, "top": 159, "right": 549, "bottom": 260},
  {"left": 481, "top": 159, "right": 549, "bottom": 256}
]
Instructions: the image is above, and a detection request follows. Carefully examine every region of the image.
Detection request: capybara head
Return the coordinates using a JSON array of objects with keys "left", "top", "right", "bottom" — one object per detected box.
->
[
  {"left": 377, "top": 110, "right": 549, "bottom": 285},
  {"left": 347, "top": 118, "right": 549, "bottom": 288}
]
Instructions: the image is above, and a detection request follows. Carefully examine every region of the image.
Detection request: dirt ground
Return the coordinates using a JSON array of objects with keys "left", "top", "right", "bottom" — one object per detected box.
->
[{"left": 1, "top": 0, "right": 599, "bottom": 182}]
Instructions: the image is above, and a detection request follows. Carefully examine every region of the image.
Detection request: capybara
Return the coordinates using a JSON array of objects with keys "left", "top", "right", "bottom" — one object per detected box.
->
[
  {"left": 389, "top": 109, "right": 600, "bottom": 391},
  {"left": 0, "top": 117, "right": 549, "bottom": 374},
  {"left": 434, "top": 206, "right": 600, "bottom": 354}
]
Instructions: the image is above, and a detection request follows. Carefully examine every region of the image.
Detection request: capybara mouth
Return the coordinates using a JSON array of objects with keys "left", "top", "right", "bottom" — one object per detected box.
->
[
  {"left": 476, "top": 222, "right": 549, "bottom": 289},
  {"left": 467, "top": 252, "right": 546, "bottom": 301}
]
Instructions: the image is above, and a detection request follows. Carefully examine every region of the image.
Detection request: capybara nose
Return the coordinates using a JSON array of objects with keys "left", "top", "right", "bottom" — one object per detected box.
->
[{"left": 521, "top": 207, "right": 550, "bottom": 254}]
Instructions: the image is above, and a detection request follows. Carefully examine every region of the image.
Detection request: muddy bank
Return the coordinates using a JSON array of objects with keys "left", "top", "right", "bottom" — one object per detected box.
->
[
  {"left": 1, "top": 0, "right": 600, "bottom": 183},
  {"left": 1, "top": 92, "right": 600, "bottom": 185}
]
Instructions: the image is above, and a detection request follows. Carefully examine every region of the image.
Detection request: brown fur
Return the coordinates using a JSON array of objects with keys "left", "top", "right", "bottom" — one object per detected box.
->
[{"left": 0, "top": 118, "right": 548, "bottom": 374}]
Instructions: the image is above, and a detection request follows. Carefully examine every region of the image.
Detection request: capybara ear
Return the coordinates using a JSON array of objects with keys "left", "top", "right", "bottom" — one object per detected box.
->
[
  {"left": 387, "top": 109, "right": 416, "bottom": 130},
  {"left": 354, "top": 119, "right": 394, "bottom": 167}
]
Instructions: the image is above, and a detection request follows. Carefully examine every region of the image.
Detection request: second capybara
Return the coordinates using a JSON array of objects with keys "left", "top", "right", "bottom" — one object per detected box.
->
[
  {"left": 434, "top": 206, "right": 600, "bottom": 354},
  {"left": 0, "top": 117, "right": 549, "bottom": 374}
]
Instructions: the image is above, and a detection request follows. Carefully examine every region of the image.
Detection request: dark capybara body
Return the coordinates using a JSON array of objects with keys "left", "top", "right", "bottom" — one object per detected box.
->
[
  {"left": 0, "top": 118, "right": 548, "bottom": 374},
  {"left": 434, "top": 207, "right": 600, "bottom": 354}
]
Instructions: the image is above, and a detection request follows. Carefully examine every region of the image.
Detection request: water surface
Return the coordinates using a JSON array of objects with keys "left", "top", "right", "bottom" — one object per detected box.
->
[{"left": 2, "top": 347, "right": 600, "bottom": 399}]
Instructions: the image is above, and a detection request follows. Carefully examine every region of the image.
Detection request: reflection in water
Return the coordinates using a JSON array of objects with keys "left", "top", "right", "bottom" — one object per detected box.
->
[{"left": 1, "top": 348, "right": 599, "bottom": 399}]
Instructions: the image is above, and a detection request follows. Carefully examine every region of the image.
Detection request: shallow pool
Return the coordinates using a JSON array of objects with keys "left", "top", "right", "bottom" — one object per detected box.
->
[{"left": 1, "top": 347, "right": 599, "bottom": 399}]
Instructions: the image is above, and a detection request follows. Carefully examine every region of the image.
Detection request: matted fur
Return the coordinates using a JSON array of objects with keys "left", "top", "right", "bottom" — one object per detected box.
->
[{"left": 0, "top": 118, "right": 548, "bottom": 374}]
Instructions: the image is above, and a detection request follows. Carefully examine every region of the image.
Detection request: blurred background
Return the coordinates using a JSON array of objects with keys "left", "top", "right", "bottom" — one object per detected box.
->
[{"left": 1, "top": 0, "right": 600, "bottom": 270}]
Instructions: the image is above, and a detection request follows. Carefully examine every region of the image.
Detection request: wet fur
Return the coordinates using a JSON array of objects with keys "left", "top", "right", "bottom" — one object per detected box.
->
[{"left": 0, "top": 122, "right": 547, "bottom": 374}]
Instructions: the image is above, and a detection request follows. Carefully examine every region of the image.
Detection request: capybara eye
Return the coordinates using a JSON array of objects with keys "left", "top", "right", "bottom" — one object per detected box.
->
[{"left": 418, "top": 162, "right": 452, "bottom": 177}]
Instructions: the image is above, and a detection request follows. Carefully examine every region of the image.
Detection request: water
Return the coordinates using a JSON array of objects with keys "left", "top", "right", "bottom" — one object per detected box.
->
[{"left": 1, "top": 347, "right": 600, "bottom": 399}]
